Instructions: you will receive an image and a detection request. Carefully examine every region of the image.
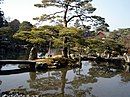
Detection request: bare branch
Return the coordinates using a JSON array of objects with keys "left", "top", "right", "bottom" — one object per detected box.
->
[
  {"left": 67, "top": 15, "right": 82, "bottom": 23},
  {"left": 49, "top": 10, "right": 64, "bottom": 16}
]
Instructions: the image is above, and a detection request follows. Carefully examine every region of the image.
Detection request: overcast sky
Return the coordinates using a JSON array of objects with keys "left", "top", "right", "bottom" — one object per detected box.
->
[{"left": 0, "top": 0, "right": 130, "bottom": 31}]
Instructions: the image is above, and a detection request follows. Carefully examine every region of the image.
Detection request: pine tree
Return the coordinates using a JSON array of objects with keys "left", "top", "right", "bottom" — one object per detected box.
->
[{"left": 34, "top": 0, "right": 108, "bottom": 57}]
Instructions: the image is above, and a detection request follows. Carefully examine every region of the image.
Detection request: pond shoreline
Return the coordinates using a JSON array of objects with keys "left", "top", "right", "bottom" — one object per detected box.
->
[{"left": 0, "top": 55, "right": 128, "bottom": 71}]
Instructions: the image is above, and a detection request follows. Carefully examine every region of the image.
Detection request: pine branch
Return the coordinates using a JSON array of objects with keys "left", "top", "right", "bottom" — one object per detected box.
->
[{"left": 67, "top": 15, "right": 82, "bottom": 23}]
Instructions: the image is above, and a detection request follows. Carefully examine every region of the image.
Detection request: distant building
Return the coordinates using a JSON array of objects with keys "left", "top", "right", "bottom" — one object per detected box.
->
[
  {"left": 97, "top": 31, "right": 105, "bottom": 39},
  {"left": 97, "top": 31, "right": 109, "bottom": 39}
]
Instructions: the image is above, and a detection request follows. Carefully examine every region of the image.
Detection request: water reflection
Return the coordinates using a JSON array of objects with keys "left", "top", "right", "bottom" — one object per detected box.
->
[
  {"left": 28, "top": 68, "right": 68, "bottom": 96},
  {"left": 27, "top": 67, "right": 98, "bottom": 97},
  {"left": 120, "top": 72, "right": 130, "bottom": 83},
  {"left": 0, "top": 80, "right": 2, "bottom": 85},
  {"left": 1, "top": 61, "right": 130, "bottom": 97}
]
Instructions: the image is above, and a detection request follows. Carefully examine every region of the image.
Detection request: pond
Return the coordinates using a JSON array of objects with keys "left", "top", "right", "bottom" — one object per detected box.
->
[{"left": 1, "top": 61, "right": 130, "bottom": 97}]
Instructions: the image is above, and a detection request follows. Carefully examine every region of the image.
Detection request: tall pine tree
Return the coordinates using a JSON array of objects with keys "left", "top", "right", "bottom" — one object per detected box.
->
[{"left": 34, "top": 0, "right": 108, "bottom": 57}]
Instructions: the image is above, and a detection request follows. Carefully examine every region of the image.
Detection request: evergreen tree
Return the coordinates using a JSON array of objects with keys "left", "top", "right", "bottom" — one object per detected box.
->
[
  {"left": 9, "top": 19, "right": 20, "bottom": 32},
  {"left": 0, "top": 0, "right": 8, "bottom": 28},
  {"left": 0, "top": 10, "right": 8, "bottom": 27},
  {"left": 19, "top": 21, "right": 33, "bottom": 31},
  {"left": 34, "top": 0, "right": 106, "bottom": 28},
  {"left": 34, "top": 0, "right": 108, "bottom": 58}
]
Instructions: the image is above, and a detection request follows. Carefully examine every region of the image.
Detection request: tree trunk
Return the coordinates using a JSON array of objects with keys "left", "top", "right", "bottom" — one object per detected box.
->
[
  {"left": 0, "top": 65, "right": 2, "bottom": 71},
  {"left": 28, "top": 46, "right": 37, "bottom": 60},
  {"left": 63, "top": 2, "right": 68, "bottom": 28},
  {"left": 68, "top": 46, "right": 71, "bottom": 58},
  {"left": 64, "top": 21, "right": 68, "bottom": 28},
  {"left": 29, "top": 72, "right": 36, "bottom": 81},
  {"left": 61, "top": 68, "right": 67, "bottom": 97},
  {"left": 62, "top": 47, "right": 68, "bottom": 58},
  {"left": 62, "top": 37, "right": 68, "bottom": 58},
  {"left": 48, "top": 40, "right": 52, "bottom": 57}
]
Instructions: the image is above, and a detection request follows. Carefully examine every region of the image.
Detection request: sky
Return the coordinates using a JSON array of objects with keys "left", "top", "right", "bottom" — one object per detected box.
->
[{"left": 0, "top": 0, "right": 130, "bottom": 31}]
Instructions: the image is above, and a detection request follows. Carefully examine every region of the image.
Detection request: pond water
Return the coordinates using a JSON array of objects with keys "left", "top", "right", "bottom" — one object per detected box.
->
[{"left": 1, "top": 61, "right": 130, "bottom": 97}]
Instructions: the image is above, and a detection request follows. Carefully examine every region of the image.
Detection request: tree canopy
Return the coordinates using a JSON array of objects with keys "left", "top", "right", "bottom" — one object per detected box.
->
[
  {"left": 0, "top": 0, "right": 8, "bottom": 28},
  {"left": 9, "top": 19, "right": 20, "bottom": 32},
  {"left": 33, "top": 0, "right": 110, "bottom": 57},
  {"left": 34, "top": 0, "right": 108, "bottom": 29},
  {"left": 0, "top": 10, "right": 8, "bottom": 28},
  {"left": 19, "top": 21, "right": 33, "bottom": 31}
]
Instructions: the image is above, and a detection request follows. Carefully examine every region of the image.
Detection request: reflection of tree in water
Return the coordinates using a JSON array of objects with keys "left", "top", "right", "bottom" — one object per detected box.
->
[
  {"left": 88, "top": 61, "right": 122, "bottom": 78},
  {"left": 64, "top": 61, "right": 124, "bottom": 97},
  {"left": 89, "top": 63, "right": 130, "bottom": 83},
  {"left": 0, "top": 80, "right": 2, "bottom": 85},
  {"left": 66, "top": 74, "right": 97, "bottom": 97},
  {"left": 29, "top": 72, "right": 61, "bottom": 90},
  {"left": 27, "top": 68, "right": 69, "bottom": 97},
  {"left": 1, "top": 61, "right": 126, "bottom": 97},
  {"left": 28, "top": 67, "right": 98, "bottom": 97},
  {"left": 120, "top": 72, "right": 130, "bottom": 83},
  {"left": 0, "top": 65, "right": 2, "bottom": 70},
  {"left": 65, "top": 61, "right": 98, "bottom": 97},
  {"left": 1, "top": 69, "right": 67, "bottom": 97},
  {"left": 119, "top": 62, "right": 130, "bottom": 83},
  {"left": 68, "top": 75, "right": 97, "bottom": 88}
]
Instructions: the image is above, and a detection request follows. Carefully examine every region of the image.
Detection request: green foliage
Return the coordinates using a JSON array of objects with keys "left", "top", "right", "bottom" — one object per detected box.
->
[
  {"left": 96, "top": 23, "right": 109, "bottom": 32},
  {"left": 103, "top": 39, "right": 126, "bottom": 54},
  {"left": 34, "top": 0, "right": 109, "bottom": 57},
  {"left": 34, "top": 0, "right": 107, "bottom": 28},
  {"left": 86, "top": 39, "right": 104, "bottom": 53},
  {"left": 0, "top": 19, "right": 21, "bottom": 43},
  {"left": 19, "top": 21, "right": 33, "bottom": 31},
  {"left": 0, "top": 0, "right": 7, "bottom": 27},
  {"left": 52, "top": 38, "right": 63, "bottom": 48},
  {"left": 0, "top": 18, "right": 20, "bottom": 44},
  {"left": 13, "top": 25, "right": 63, "bottom": 45},
  {"left": 59, "top": 27, "right": 83, "bottom": 37},
  {"left": 13, "top": 23, "right": 126, "bottom": 56},
  {"left": 28, "top": 38, "right": 45, "bottom": 45},
  {"left": 0, "top": 26, "right": 13, "bottom": 37},
  {"left": 13, "top": 31, "right": 46, "bottom": 45},
  {"left": 109, "top": 28, "right": 130, "bottom": 45},
  {"left": 0, "top": 10, "right": 8, "bottom": 28},
  {"left": 85, "top": 38, "right": 126, "bottom": 55},
  {"left": 13, "top": 31, "right": 32, "bottom": 41},
  {"left": 9, "top": 19, "right": 20, "bottom": 32}
]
